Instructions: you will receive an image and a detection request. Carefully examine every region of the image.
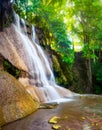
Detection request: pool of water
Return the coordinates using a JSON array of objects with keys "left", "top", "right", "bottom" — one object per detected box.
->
[{"left": 2, "top": 95, "right": 102, "bottom": 130}]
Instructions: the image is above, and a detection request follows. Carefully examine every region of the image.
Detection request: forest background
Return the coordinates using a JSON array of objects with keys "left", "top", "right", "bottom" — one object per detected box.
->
[{"left": 7, "top": 0, "right": 102, "bottom": 94}]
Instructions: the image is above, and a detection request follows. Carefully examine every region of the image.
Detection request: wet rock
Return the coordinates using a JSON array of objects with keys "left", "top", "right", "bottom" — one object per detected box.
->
[
  {"left": 39, "top": 102, "right": 59, "bottom": 109},
  {"left": 49, "top": 116, "right": 61, "bottom": 124},
  {"left": 0, "top": 54, "right": 4, "bottom": 71},
  {"left": 0, "top": 71, "right": 39, "bottom": 127}
]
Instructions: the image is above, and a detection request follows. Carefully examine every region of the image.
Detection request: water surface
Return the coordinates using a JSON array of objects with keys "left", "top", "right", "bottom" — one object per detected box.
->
[{"left": 2, "top": 95, "right": 102, "bottom": 130}]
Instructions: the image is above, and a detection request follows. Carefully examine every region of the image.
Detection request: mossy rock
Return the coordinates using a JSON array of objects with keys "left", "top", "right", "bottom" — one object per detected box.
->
[{"left": 0, "top": 71, "right": 39, "bottom": 127}]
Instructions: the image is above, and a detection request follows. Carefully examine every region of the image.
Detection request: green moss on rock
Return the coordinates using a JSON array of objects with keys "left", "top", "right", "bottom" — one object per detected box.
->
[{"left": 52, "top": 54, "right": 73, "bottom": 87}]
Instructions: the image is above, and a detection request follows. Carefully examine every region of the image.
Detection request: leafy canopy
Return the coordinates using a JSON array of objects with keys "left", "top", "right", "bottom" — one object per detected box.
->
[{"left": 14, "top": 0, "right": 74, "bottom": 65}]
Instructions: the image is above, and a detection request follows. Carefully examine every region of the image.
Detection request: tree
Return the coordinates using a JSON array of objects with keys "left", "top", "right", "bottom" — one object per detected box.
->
[
  {"left": 65, "top": 0, "right": 102, "bottom": 92},
  {"left": 14, "top": 0, "right": 74, "bottom": 65}
]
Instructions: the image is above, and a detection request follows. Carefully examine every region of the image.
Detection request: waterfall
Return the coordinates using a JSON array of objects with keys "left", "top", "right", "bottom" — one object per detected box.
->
[{"left": 0, "top": 13, "right": 74, "bottom": 102}]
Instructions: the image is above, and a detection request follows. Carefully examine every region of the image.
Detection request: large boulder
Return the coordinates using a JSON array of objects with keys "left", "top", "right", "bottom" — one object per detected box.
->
[{"left": 0, "top": 71, "right": 39, "bottom": 127}]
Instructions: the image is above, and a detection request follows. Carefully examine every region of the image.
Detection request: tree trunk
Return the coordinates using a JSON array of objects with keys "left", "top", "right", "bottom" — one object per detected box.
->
[
  {"left": 85, "top": 58, "right": 93, "bottom": 93},
  {"left": 84, "top": 34, "right": 93, "bottom": 93}
]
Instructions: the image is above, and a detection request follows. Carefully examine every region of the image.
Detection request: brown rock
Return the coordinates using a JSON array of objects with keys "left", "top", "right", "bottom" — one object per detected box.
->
[
  {"left": 0, "top": 54, "right": 4, "bottom": 71},
  {"left": 0, "top": 71, "right": 39, "bottom": 127}
]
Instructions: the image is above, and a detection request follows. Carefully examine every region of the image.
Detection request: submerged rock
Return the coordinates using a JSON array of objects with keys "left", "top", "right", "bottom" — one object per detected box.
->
[
  {"left": 0, "top": 71, "right": 39, "bottom": 127},
  {"left": 39, "top": 102, "right": 59, "bottom": 109}
]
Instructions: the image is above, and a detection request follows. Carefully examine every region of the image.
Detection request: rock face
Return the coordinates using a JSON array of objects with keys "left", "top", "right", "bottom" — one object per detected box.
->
[
  {"left": 0, "top": 71, "right": 39, "bottom": 127},
  {"left": 71, "top": 52, "right": 92, "bottom": 93}
]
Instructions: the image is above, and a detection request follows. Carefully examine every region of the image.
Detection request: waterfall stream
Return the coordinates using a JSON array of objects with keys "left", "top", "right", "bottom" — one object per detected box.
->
[{"left": 0, "top": 14, "right": 74, "bottom": 102}]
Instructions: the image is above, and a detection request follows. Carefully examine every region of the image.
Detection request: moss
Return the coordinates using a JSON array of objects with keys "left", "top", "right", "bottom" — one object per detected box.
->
[
  {"left": 52, "top": 54, "right": 73, "bottom": 88},
  {"left": 3, "top": 60, "right": 20, "bottom": 79}
]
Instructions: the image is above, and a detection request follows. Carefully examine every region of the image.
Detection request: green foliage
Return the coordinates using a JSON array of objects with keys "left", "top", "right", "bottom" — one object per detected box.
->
[
  {"left": 94, "top": 85, "right": 102, "bottom": 94},
  {"left": 82, "top": 44, "right": 98, "bottom": 60},
  {"left": 49, "top": 17, "right": 74, "bottom": 65},
  {"left": 14, "top": 0, "right": 74, "bottom": 66},
  {"left": 65, "top": 0, "right": 102, "bottom": 61},
  {"left": 92, "top": 62, "right": 102, "bottom": 82},
  {"left": 13, "top": 0, "right": 102, "bottom": 92},
  {"left": 3, "top": 60, "right": 20, "bottom": 79},
  {"left": 92, "top": 62, "right": 102, "bottom": 94},
  {"left": 64, "top": 0, "right": 102, "bottom": 93}
]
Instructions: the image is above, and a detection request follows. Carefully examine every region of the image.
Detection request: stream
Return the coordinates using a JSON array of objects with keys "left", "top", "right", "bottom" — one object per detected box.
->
[{"left": 2, "top": 95, "right": 102, "bottom": 130}]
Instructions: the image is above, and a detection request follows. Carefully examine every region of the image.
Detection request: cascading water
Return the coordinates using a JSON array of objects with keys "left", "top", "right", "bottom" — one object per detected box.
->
[
  {"left": 0, "top": 13, "right": 74, "bottom": 102},
  {"left": 31, "top": 26, "right": 55, "bottom": 84},
  {"left": 15, "top": 14, "right": 61, "bottom": 100}
]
